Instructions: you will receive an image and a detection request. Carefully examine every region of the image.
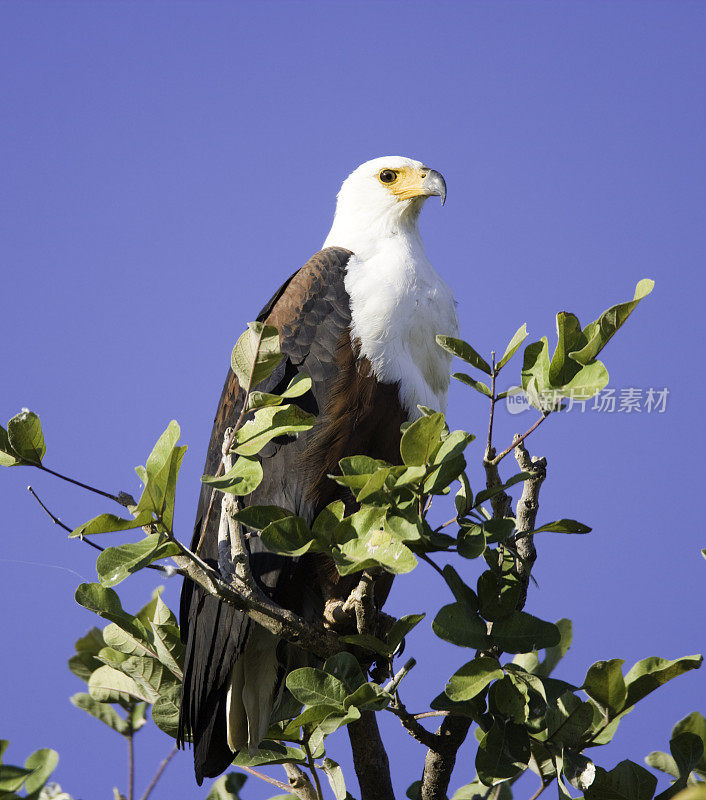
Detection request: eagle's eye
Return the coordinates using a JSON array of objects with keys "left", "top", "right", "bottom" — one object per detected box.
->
[{"left": 379, "top": 169, "right": 397, "bottom": 184}]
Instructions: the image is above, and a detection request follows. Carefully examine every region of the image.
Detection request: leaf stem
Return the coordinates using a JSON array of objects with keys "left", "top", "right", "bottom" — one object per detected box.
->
[
  {"left": 490, "top": 412, "right": 549, "bottom": 466},
  {"left": 139, "top": 744, "right": 178, "bottom": 800},
  {"left": 37, "top": 464, "right": 123, "bottom": 504}
]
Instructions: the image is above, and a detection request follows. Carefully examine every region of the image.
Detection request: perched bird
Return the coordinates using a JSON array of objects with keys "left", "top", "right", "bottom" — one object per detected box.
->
[{"left": 178, "top": 156, "right": 458, "bottom": 783}]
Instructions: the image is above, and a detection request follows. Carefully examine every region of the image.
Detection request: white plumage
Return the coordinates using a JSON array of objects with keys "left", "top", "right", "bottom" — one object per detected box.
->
[{"left": 324, "top": 156, "right": 458, "bottom": 415}]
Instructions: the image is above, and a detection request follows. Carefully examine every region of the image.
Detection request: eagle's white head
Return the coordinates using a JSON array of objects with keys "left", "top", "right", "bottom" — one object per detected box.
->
[{"left": 323, "top": 156, "right": 446, "bottom": 257}]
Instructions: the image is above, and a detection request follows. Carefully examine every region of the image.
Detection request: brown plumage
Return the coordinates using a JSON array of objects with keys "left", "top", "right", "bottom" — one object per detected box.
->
[{"left": 178, "top": 247, "right": 406, "bottom": 783}]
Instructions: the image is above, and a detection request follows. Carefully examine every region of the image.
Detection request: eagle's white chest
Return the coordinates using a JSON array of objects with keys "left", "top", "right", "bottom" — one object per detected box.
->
[{"left": 344, "top": 240, "right": 458, "bottom": 417}]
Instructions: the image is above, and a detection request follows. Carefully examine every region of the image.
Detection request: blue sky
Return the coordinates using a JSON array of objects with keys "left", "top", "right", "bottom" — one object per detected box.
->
[{"left": 1, "top": 2, "right": 705, "bottom": 798}]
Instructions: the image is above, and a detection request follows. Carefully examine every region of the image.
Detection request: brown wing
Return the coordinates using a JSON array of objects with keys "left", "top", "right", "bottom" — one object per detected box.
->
[{"left": 178, "top": 246, "right": 406, "bottom": 782}]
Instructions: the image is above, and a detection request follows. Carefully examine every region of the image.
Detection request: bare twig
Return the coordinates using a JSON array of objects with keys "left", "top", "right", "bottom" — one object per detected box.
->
[
  {"left": 490, "top": 412, "right": 549, "bottom": 466},
  {"left": 238, "top": 765, "right": 296, "bottom": 793},
  {"left": 138, "top": 745, "right": 178, "bottom": 800},
  {"left": 383, "top": 657, "right": 416, "bottom": 694},
  {"left": 28, "top": 486, "right": 183, "bottom": 576},
  {"left": 37, "top": 464, "right": 124, "bottom": 504},
  {"left": 486, "top": 352, "right": 497, "bottom": 457}
]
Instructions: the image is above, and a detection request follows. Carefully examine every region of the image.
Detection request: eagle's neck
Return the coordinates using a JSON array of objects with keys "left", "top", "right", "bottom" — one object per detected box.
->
[{"left": 325, "top": 208, "right": 458, "bottom": 418}]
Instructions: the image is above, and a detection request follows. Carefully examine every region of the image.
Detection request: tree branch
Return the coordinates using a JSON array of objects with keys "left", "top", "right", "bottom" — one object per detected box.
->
[
  {"left": 282, "top": 764, "right": 318, "bottom": 800},
  {"left": 512, "top": 439, "right": 547, "bottom": 609},
  {"left": 419, "top": 715, "right": 473, "bottom": 800},
  {"left": 347, "top": 712, "right": 396, "bottom": 800}
]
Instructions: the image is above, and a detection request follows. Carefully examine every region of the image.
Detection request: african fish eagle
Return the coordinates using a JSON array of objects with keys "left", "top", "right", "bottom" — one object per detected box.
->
[{"left": 178, "top": 156, "right": 458, "bottom": 782}]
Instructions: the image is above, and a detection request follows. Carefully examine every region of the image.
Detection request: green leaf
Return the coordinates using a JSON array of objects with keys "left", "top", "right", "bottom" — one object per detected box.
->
[
  {"left": 570, "top": 279, "right": 655, "bottom": 366},
  {"left": 0, "top": 763, "right": 32, "bottom": 792},
  {"left": 456, "top": 521, "right": 485, "bottom": 560},
  {"left": 7, "top": 410, "right": 46, "bottom": 465},
  {"left": 344, "top": 682, "right": 392, "bottom": 711},
  {"left": 260, "top": 515, "right": 318, "bottom": 556},
  {"left": 585, "top": 759, "right": 657, "bottom": 800},
  {"left": 544, "top": 692, "right": 595, "bottom": 748},
  {"left": 75, "top": 584, "right": 151, "bottom": 649},
  {"left": 22, "top": 748, "right": 59, "bottom": 797},
  {"left": 312, "top": 501, "right": 346, "bottom": 538},
  {"left": 563, "top": 749, "right": 597, "bottom": 792},
  {"left": 532, "top": 519, "right": 592, "bottom": 534},
  {"left": 206, "top": 773, "right": 247, "bottom": 800},
  {"left": 340, "top": 614, "right": 425, "bottom": 657},
  {"left": 0, "top": 424, "right": 21, "bottom": 466},
  {"left": 333, "top": 527, "right": 417, "bottom": 575},
  {"left": 624, "top": 655, "right": 703, "bottom": 709},
  {"left": 70, "top": 511, "right": 153, "bottom": 538},
  {"left": 474, "top": 472, "right": 531, "bottom": 507},
  {"left": 497, "top": 323, "right": 529, "bottom": 370},
  {"left": 322, "top": 758, "right": 346, "bottom": 800},
  {"left": 549, "top": 312, "right": 586, "bottom": 387},
  {"left": 445, "top": 656, "right": 503, "bottom": 701},
  {"left": 385, "top": 509, "right": 424, "bottom": 543},
  {"left": 432, "top": 602, "right": 489, "bottom": 649},
  {"left": 233, "top": 404, "right": 315, "bottom": 457},
  {"left": 201, "top": 457, "right": 263, "bottom": 495},
  {"left": 659, "top": 733, "right": 705, "bottom": 797},
  {"left": 233, "top": 505, "right": 292, "bottom": 530},
  {"left": 69, "top": 627, "right": 106, "bottom": 682},
  {"left": 560, "top": 358, "right": 609, "bottom": 401},
  {"left": 672, "top": 712, "right": 706, "bottom": 774},
  {"left": 436, "top": 335, "right": 492, "bottom": 375},
  {"left": 96, "top": 534, "right": 180, "bottom": 587},
  {"left": 538, "top": 618, "right": 573, "bottom": 677},
  {"left": 442, "top": 565, "right": 479, "bottom": 608},
  {"left": 521, "top": 338, "right": 551, "bottom": 398},
  {"left": 151, "top": 684, "right": 182, "bottom": 738},
  {"left": 490, "top": 612, "right": 561, "bottom": 654},
  {"left": 71, "top": 693, "right": 129, "bottom": 735},
  {"left": 453, "top": 373, "right": 491, "bottom": 397},
  {"left": 475, "top": 720, "right": 530, "bottom": 785},
  {"left": 247, "top": 372, "right": 312, "bottom": 410},
  {"left": 286, "top": 668, "right": 348, "bottom": 708},
  {"left": 489, "top": 675, "right": 529, "bottom": 723},
  {"left": 645, "top": 751, "right": 679, "bottom": 779},
  {"left": 232, "top": 741, "right": 306, "bottom": 767},
  {"left": 477, "top": 570, "right": 521, "bottom": 622},
  {"left": 455, "top": 473, "right": 473, "bottom": 516},
  {"left": 88, "top": 665, "right": 154, "bottom": 704},
  {"left": 119, "top": 654, "right": 179, "bottom": 700},
  {"left": 231, "top": 322, "right": 283, "bottom": 388},
  {"left": 323, "top": 652, "right": 366, "bottom": 693},
  {"left": 583, "top": 659, "right": 627, "bottom": 716},
  {"left": 400, "top": 412, "right": 445, "bottom": 466}
]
